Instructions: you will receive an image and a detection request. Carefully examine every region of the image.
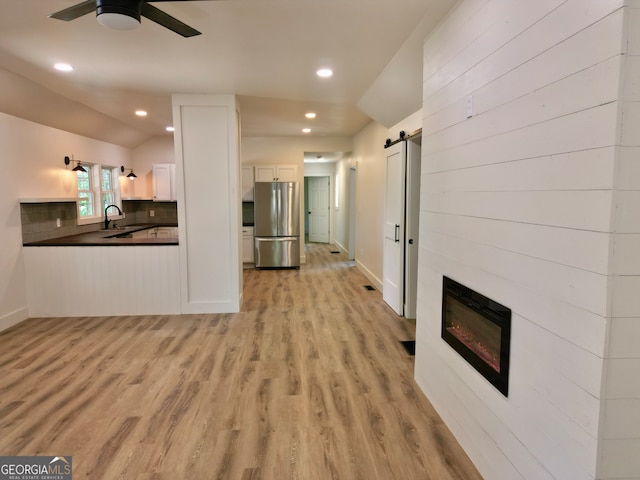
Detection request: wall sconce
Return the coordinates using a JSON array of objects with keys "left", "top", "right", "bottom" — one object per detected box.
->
[
  {"left": 121, "top": 165, "right": 137, "bottom": 180},
  {"left": 64, "top": 155, "right": 86, "bottom": 173}
]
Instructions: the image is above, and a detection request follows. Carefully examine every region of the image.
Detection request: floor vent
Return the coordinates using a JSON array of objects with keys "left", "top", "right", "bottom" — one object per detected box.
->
[
  {"left": 330, "top": 251, "right": 340, "bottom": 254},
  {"left": 364, "top": 285, "right": 375, "bottom": 291},
  {"left": 400, "top": 340, "right": 416, "bottom": 356}
]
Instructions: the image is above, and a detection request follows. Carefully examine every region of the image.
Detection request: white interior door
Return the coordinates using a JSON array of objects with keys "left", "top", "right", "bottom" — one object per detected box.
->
[
  {"left": 308, "top": 176, "right": 330, "bottom": 243},
  {"left": 404, "top": 138, "right": 421, "bottom": 319},
  {"left": 383, "top": 143, "right": 405, "bottom": 315}
]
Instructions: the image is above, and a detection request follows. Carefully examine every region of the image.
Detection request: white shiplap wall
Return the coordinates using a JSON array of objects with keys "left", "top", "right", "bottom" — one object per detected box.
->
[
  {"left": 415, "top": 1, "right": 635, "bottom": 479},
  {"left": 599, "top": 2, "right": 640, "bottom": 478}
]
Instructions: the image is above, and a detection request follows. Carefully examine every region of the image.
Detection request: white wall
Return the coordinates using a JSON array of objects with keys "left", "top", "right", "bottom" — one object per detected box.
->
[
  {"left": 414, "top": 1, "right": 632, "bottom": 479},
  {"left": 333, "top": 155, "right": 354, "bottom": 253},
  {"left": 351, "top": 112, "right": 422, "bottom": 289},
  {"left": 0, "top": 113, "right": 132, "bottom": 331}
]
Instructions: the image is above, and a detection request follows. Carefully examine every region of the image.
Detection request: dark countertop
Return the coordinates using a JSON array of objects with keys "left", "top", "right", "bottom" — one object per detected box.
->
[{"left": 23, "top": 224, "right": 178, "bottom": 247}]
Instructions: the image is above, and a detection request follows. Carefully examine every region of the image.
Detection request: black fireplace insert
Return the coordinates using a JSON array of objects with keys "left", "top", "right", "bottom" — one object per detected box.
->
[{"left": 441, "top": 276, "right": 511, "bottom": 396}]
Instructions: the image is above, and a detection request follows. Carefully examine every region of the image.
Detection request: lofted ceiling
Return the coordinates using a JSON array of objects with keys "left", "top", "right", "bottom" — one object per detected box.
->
[{"left": 0, "top": 0, "right": 456, "bottom": 148}]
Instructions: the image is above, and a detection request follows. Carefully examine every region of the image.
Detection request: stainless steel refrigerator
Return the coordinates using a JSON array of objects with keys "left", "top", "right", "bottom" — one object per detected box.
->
[{"left": 254, "top": 181, "right": 300, "bottom": 268}]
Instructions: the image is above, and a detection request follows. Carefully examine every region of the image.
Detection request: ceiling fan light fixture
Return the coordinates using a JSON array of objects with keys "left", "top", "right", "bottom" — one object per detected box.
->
[{"left": 97, "top": 12, "right": 141, "bottom": 30}]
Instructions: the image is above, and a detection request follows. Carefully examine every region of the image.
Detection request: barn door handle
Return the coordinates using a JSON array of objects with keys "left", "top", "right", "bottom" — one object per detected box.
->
[{"left": 395, "top": 224, "right": 400, "bottom": 243}]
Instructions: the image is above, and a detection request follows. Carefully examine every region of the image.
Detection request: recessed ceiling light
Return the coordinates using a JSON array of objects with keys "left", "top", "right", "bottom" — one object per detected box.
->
[
  {"left": 135, "top": 110, "right": 148, "bottom": 117},
  {"left": 302, "top": 128, "right": 311, "bottom": 133},
  {"left": 316, "top": 68, "right": 333, "bottom": 78},
  {"left": 305, "top": 112, "right": 317, "bottom": 119},
  {"left": 166, "top": 126, "right": 175, "bottom": 132},
  {"left": 54, "top": 63, "right": 73, "bottom": 72}
]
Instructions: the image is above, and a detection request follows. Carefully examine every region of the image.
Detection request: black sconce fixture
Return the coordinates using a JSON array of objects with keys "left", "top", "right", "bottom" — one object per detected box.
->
[
  {"left": 64, "top": 155, "right": 86, "bottom": 173},
  {"left": 120, "top": 165, "right": 137, "bottom": 180}
]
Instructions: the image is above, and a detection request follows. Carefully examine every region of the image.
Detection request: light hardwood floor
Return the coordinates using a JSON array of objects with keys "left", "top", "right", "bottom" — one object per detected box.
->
[{"left": 0, "top": 243, "right": 482, "bottom": 479}]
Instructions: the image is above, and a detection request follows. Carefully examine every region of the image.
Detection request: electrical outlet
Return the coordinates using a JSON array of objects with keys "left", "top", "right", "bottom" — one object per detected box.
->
[
  {"left": 150, "top": 210, "right": 155, "bottom": 217},
  {"left": 56, "top": 218, "right": 61, "bottom": 228}
]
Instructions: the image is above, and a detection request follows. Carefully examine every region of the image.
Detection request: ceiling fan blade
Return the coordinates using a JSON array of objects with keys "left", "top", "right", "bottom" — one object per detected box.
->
[
  {"left": 140, "top": 2, "right": 201, "bottom": 37},
  {"left": 49, "top": 0, "right": 97, "bottom": 21}
]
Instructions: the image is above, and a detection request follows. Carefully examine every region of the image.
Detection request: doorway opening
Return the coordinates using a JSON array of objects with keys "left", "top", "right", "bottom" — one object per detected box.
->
[{"left": 304, "top": 176, "right": 330, "bottom": 243}]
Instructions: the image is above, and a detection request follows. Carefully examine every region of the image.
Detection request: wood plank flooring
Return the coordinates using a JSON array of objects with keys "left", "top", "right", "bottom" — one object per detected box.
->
[{"left": 0, "top": 243, "right": 482, "bottom": 479}]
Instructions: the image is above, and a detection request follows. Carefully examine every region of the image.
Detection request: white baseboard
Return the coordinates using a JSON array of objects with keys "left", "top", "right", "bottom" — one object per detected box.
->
[
  {"left": 0, "top": 307, "right": 28, "bottom": 333},
  {"left": 333, "top": 241, "right": 347, "bottom": 253},
  {"left": 355, "top": 260, "right": 383, "bottom": 291}
]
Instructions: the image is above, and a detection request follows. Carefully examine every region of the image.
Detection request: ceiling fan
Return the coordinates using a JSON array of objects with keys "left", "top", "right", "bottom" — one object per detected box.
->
[{"left": 49, "top": 0, "right": 206, "bottom": 37}]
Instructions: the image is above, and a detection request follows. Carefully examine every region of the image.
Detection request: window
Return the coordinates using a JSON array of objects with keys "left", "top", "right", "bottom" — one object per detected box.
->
[
  {"left": 77, "top": 169, "right": 94, "bottom": 217},
  {"left": 76, "top": 164, "right": 121, "bottom": 224},
  {"left": 101, "top": 167, "right": 115, "bottom": 212}
]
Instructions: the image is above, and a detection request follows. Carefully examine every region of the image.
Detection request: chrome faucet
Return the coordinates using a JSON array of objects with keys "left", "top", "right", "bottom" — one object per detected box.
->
[{"left": 104, "top": 204, "right": 122, "bottom": 230}]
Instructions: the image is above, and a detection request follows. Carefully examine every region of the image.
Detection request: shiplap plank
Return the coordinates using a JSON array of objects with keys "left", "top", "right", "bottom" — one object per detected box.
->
[
  {"left": 626, "top": 7, "right": 640, "bottom": 54},
  {"left": 423, "top": 212, "right": 610, "bottom": 274},
  {"left": 603, "top": 399, "right": 640, "bottom": 439},
  {"left": 424, "top": 147, "right": 615, "bottom": 193},
  {"left": 621, "top": 56, "right": 640, "bottom": 101},
  {"left": 423, "top": 102, "right": 619, "bottom": 172},
  {"left": 422, "top": 0, "right": 494, "bottom": 82},
  {"left": 613, "top": 191, "right": 640, "bottom": 233},
  {"left": 422, "top": 190, "right": 614, "bottom": 233},
  {"left": 598, "top": 438, "right": 640, "bottom": 478},
  {"left": 424, "top": 9, "right": 625, "bottom": 124},
  {"left": 620, "top": 101, "right": 640, "bottom": 147},
  {"left": 424, "top": 54, "right": 621, "bottom": 140},
  {"left": 608, "top": 317, "right": 640, "bottom": 357},
  {"left": 424, "top": 1, "right": 623, "bottom": 107},
  {"left": 614, "top": 147, "right": 640, "bottom": 189},
  {"left": 424, "top": 0, "right": 565, "bottom": 95}
]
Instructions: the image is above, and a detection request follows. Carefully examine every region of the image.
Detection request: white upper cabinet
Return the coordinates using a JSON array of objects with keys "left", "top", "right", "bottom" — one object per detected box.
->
[
  {"left": 241, "top": 166, "right": 254, "bottom": 201},
  {"left": 152, "top": 164, "right": 176, "bottom": 201},
  {"left": 254, "top": 165, "right": 297, "bottom": 182}
]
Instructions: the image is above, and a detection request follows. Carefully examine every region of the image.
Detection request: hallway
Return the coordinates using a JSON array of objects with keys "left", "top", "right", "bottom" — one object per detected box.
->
[{"left": 0, "top": 243, "right": 481, "bottom": 479}]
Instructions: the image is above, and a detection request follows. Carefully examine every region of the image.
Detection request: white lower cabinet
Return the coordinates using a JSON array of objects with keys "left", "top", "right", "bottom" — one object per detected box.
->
[
  {"left": 152, "top": 227, "right": 178, "bottom": 239},
  {"left": 242, "top": 226, "right": 254, "bottom": 263}
]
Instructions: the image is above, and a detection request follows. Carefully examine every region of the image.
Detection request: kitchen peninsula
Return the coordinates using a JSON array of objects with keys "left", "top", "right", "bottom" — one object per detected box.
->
[{"left": 21, "top": 201, "right": 180, "bottom": 318}]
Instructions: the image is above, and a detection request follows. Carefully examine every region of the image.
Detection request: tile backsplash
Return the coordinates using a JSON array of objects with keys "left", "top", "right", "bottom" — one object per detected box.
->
[{"left": 20, "top": 200, "right": 178, "bottom": 244}]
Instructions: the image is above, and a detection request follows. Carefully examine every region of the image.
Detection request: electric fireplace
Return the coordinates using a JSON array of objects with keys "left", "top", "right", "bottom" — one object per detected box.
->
[{"left": 441, "top": 276, "right": 511, "bottom": 396}]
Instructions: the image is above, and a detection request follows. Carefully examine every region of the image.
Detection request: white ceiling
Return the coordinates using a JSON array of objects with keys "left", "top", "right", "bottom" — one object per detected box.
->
[{"left": 0, "top": 0, "right": 456, "bottom": 148}]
